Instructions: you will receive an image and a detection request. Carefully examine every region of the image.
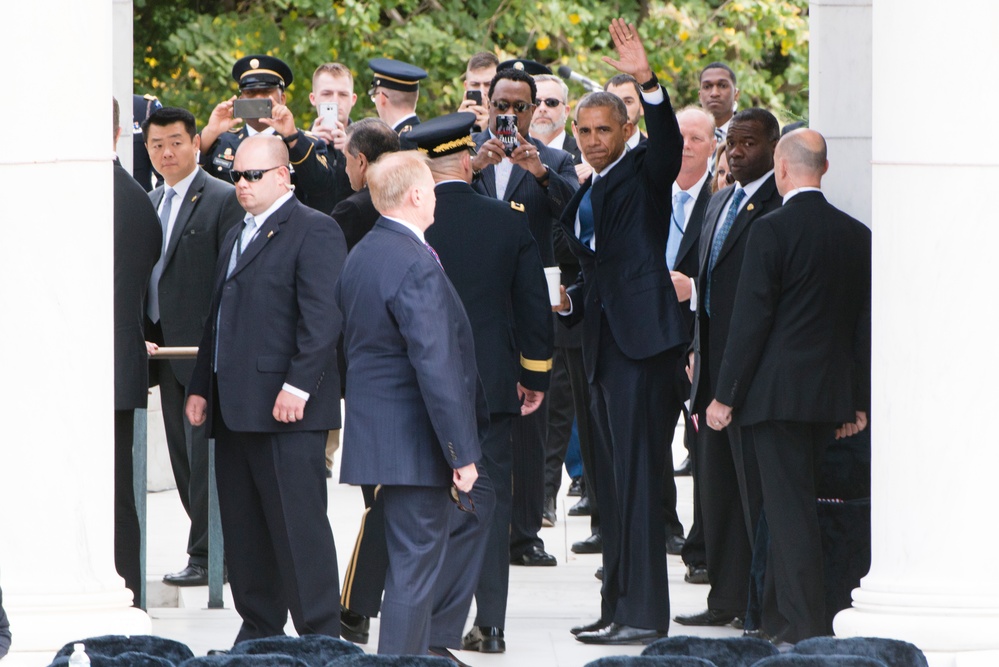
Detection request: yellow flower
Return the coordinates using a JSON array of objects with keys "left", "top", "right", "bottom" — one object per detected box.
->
[
  {"left": 145, "top": 57, "right": 159, "bottom": 68},
  {"left": 569, "top": 13, "right": 580, "bottom": 25},
  {"left": 336, "top": 6, "right": 346, "bottom": 15},
  {"left": 732, "top": 2, "right": 744, "bottom": 11},
  {"left": 723, "top": 27, "right": 736, "bottom": 36},
  {"left": 536, "top": 35, "right": 551, "bottom": 50},
  {"left": 679, "top": 30, "right": 690, "bottom": 42}
]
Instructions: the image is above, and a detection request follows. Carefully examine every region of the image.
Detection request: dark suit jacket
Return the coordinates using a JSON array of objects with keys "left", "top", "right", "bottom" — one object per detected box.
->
[
  {"left": 561, "top": 134, "right": 582, "bottom": 164},
  {"left": 716, "top": 191, "right": 872, "bottom": 425},
  {"left": 336, "top": 217, "right": 484, "bottom": 487},
  {"left": 148, "top": 169, "right": 243, "bottom": 385},
  {"left": 189, "top": 196, "right": 346, "bottom": 434},
  {"left": 113, "top": 160, "right": 162, "bottom": 411},
  {"left": 199, "top": 128, "right": 336, "bottom": 214},
  {"left": 331, "top": 187, "right": 379, "bottom": 251},
  {"left": 471, "top": 132, "right": 578, "bottom": 265},
  {"left": 690, "top": 175, "right": 782, "bottom": 413},
  {"left": 559, "top": 93, "right": 688, "bottom": 380},
  {"left": 426, "top": 181, "right": 554, "bottom": 415}
]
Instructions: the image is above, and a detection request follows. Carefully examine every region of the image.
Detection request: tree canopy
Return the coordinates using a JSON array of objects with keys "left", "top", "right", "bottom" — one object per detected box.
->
[{"left": 134, "top": 0, "right": 808, "bottom": 130}]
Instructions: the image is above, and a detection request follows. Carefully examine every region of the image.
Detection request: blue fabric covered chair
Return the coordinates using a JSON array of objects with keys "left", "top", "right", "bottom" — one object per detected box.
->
[
  {"left": 583, "top": 657, "right": 719, "bottom": 667},
  {"left": 179, "top": 655, "right": 309, "bottom": 666},
  {"left": 642, "top": 635, "right": 779, "bottom": 666},
  {"left": 323, "top": 655, "right": 453, "bottom": 666},
  {"left": 49, "top": 653, "right": 175, "bottom": 667},
  {"left": 230, "top": 636, "right": 363, "bottom": 666},
  {"left": 791, "top": 637, "right": 928, "bottom": 667},
  {"left": 750, "top": 655, "right": 887, "bottom": 667},
  {"left": 51, "top": 635, "right": 195, "bottom": 666}
]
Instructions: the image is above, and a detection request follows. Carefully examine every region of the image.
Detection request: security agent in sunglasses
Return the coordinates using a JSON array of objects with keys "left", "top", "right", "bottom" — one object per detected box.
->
[
  {"left": 186, "top": 134, "right": 347, "bottom": 645},
  {"left": 198, "top": 55, "right": 336, "bottom": 214}
]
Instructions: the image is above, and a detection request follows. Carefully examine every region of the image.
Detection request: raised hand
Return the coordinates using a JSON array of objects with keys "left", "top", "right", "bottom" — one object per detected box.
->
[{"left": 602, "top": 18, "right": 653, "bottom": 84}]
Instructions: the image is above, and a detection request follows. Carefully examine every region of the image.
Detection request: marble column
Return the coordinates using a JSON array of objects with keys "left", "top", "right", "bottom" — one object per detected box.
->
[
  {"left": 0, "top": 1, "right": 150, "bottom": 663},
  {"left": 832, "top": 1, "right": 999, "bottom": 665},
  {"left": 809, "top": 0, "right": 872, "bottom": 226}
]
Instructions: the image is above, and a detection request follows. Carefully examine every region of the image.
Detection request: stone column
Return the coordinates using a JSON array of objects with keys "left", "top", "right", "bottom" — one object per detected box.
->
[
  {"left": 809, "top": 0, "right": 872, "bottom": 226},
  {"left": 0, "top": 1, "right": 150, "bottom": 663},
  {"left": 833, "top": 1, "right": 999, "bottom": 665}
]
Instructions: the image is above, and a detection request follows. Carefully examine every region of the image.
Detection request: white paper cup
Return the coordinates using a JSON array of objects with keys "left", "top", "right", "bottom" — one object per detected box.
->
[{"left": 544, "top": 266, "right": 561, "bottom": 306}]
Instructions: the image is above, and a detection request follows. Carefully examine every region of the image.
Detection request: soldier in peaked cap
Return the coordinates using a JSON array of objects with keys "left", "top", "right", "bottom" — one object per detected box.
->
[
  {"left": 496, "top": 58, "right": 553, "bottom": 76},
  {"left": 368, "top": 58, "right": 427, "bottom": 146},
  {"left": 198, "top": 54, "right": 336, "bottom": 213},
  {"left": 338, "top": 113, "right": 553, "bottom": 657}
]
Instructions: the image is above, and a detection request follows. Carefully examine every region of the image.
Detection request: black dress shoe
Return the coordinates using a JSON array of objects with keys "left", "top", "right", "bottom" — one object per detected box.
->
[
  {"left": 568, "top": 495, "right": 591, "bottom": 516},
  {"left": 674, "top": 608, "right": 738, "bottom": 626},
  {"left": 674, "top": 455, "right": 692, "bottom": 476},
  {"left": 571, "top": 533, "right": 602, "bottom": 554},
  {"left": 570, "top": 619, "right": 610, "bottom": 636},
  {"left": 462, "top": 625, "right": 505, "bottom": 653},
  {"left": 666, "top": 534, "right": 686, "bottom": 555},
  {"left": 340, "top": 605, "right": 370, "bottom": 644},
  {"left": 594, "top": 566, "right": 603, "bottom": 580},
  {"left": 510, "top": 545, "right": 556, "bottom": 566},
  {"left": 567, "top": 477, "right": 584, "bottom": 497},
  {"left": 575, "top": 622, "right": 666, "bottom": 645},
  {"left": 542, "top": 496, "right": 556, "bottom": 527},
  {"left": 428, "top": 646, "right": 472, "bottom": 666},
  {"left": 163, "top": 563, "right": 209, "bottom": 587},
  {"left": 684, "top": 564, "right": 709, "bottom": 584},
  {"left": 326, "top": 467, "right": 333, "bottom": 479}
]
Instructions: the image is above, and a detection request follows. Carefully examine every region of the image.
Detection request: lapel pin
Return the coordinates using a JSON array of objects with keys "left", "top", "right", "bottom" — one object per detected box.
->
[
  {"left": 747, "top": 203, "right": 755, "bottom": 211},
  {"left": 267, "top": 231, "right": 275, "bottom": 238},
  {"left": 191, "top": 195, "right": 199, "bottom": 203}
]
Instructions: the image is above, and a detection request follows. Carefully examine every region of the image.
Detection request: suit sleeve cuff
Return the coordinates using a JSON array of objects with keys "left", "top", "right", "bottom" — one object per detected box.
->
[{"left": 282, "top": 383, "right": 310, "bottom": 401}]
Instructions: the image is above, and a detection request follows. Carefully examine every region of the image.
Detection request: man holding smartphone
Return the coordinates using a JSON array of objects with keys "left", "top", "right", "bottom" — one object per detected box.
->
[
  {"left": 308, "top": 62, "right": 358, "bottom": 222},
  {"left": 457, "top": 52, "right": 498, "bottom": 132},
  {"left": 199, "top": 55, "right": 336, "bottom": 214}
]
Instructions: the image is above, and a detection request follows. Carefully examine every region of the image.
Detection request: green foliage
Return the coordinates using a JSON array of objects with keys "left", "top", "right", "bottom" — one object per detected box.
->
[{"left": 133, "top": 0, "right": 808, "bottom": 131}]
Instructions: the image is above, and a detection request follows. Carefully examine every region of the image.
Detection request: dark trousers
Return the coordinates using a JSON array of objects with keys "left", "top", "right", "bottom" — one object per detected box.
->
[
  {"left": 680, "top": 416, "right": 706, "bottom": 567},
  {"left": 589, "top": 317, "right": 676, "bottom": 631},
  {"left": 562, "top": 345, "right": 600, "bottom": 535},
  {"left": 543, "top": 346, "right": 574, "bottom": 504},
  {"left": 378, "top": 485, "right": 451, "bottom": 655},
  {"left": 158, "top": 360, "right": 212, "bottom": 567},
  {"left": 214, "top": 415, "right": 340, "bottom": 644},
  {"left": 750, "top": 420, "right": 832, "bottom": 643},
  {"left": 114, "top": 409, "right": 141, "bottom": 607},
  {"left": 471, "top": 415, "right": 515, "bottom": 627},
  {"left": 509, "top": 402, "right": 547, "bottom": 558},
  {"left": 695, "top": 421, "right": 756, "bottom": 613},
  {"left": 340, "top": 484, "right": 386, "bottom": 617}
]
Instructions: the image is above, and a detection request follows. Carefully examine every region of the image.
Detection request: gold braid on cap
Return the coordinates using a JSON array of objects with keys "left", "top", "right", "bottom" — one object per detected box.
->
[
  {"left": 430, "top": 135, "right": 474, "bottom": 155},
  {"left": 241, "top": 68, "right": 285, "bottom": 84}
]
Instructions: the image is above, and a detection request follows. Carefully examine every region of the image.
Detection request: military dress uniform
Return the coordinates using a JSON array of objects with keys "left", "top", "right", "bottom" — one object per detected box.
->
[{"left": 368, "top": 58, "right": 426, "bottom": 149}]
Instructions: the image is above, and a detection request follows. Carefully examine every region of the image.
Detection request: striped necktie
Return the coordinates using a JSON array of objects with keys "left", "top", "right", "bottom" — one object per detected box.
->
[{"left": 705, "top": 187, "right": 746, "bottom": 316}]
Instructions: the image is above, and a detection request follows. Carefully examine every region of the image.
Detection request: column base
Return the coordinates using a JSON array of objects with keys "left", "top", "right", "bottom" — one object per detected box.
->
[{"left": 6, "top": 589, "right": 151, "bottom": 655}]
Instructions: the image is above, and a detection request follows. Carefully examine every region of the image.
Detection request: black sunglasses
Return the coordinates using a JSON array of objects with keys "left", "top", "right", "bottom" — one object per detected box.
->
[
  {"left": 449, "top": 484, "right": 476, "bottom": 513},
  {"left": 230, "top": 165, "right": 283, "bottom": 183},
  {"left": 490, "top": 100, "right": 536, "bottom": 113},
  {"left": 538, "top": 98, "right": 563, "bottom": 108}
]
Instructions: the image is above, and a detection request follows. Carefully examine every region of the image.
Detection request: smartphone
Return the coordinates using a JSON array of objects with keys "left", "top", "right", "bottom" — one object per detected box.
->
[
  {"left": 495, "top": 114, "right": 519, "bottom": 156},
  {"left": 318, "top": 102, "right": 339, "bottom": 128},
  {"left": 233, "top": 98, "right": 273, "bottom": 120},
  {"left": 465, "top": 89, "right": 483, "bottom": 106}
]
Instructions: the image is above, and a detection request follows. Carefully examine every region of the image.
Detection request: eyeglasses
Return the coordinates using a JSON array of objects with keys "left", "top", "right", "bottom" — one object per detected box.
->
[
  {"left": 538, "top": 98, "right": 563, "bottom": 108},
  {"left": 230, "top": 166, "right": 283, "bottom": 183},
  {"left": 490, "top": 100, "right": 535, "bottom": 113},
  {"left": 449, "top": 484, "right": 476, "bottom": 514}
]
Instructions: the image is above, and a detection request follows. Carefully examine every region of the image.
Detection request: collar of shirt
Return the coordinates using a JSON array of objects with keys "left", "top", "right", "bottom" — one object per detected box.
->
[
  {"left": 383, "top": 215, "right": 426, "bottom": 243},
  {"left": 595, "top": 145, "right": 630, "bottom": 179},
  {"left": 246, "top": 190, "right": 294, "bottom": 229},
  {"left": 782, "top": 186, "right": 822, "bottom": 205},
  {"left": 435, "top": 179, "right": 466, "bottom": 187},
  {"left": 626, "top": 129, "right": 642, "bottom": 150},
  {"left": 545, "top": 130, "right": 567, "bottom": 150},
  {"left": 735, "top": 169, "right": 775, "bottom": 203},
  {"left": 160, "top": 167, "right": 199, "bottom": 212},
  {"left": 245, "top": 124, "right": 276, "bottom": 138}
]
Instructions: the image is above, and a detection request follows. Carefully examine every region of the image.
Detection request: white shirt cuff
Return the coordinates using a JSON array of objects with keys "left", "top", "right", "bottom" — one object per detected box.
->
[
  {"left": 641, "top": 86, "right": 665, "bottom": 105},
  {"left": 689, "top": 280, "right": 698, "bottom": 312},
  {"left": 282, "top": 383, "right": 310, "bottom": 401},
  {"left": 558, "top": 293, "right": 573, "bottom": 316}
]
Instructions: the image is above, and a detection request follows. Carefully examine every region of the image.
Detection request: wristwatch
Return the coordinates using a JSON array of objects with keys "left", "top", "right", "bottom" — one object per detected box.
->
[{"left": 639, "top": 72, "right": 659, "bottom": 92}]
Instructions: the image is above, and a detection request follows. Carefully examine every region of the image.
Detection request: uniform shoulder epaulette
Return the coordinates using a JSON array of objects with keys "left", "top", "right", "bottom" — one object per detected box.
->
[
  {"left": 301, "top": 129, "right": 318, "bottom": 139},
  {"left": 399, "top": 125, "right": 412, "bottom": 134},
  {"left": 226, "top": 126, "right": 243, "bottom": 134},
  {"left": 510, "top": 201, "right": 525, "bottom": 212},
  {"left": 143, "top": 93, "right": 158, "bottom": 101}
]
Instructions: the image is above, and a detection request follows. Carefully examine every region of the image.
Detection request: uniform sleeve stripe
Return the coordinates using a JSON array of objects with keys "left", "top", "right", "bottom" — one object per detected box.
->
[{"left": 520, "top": 355, "right": 553, "bottom": 372}]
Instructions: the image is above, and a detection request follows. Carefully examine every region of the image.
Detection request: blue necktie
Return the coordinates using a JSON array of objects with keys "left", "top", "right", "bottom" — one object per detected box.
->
[
  {"left": 665, "top": 190, "right": 690, "bottom": 270},
  {"left": 578, "top": 186, "right": 595, "bottom": 248},
  {"left": 705, "top": 187, "right": 746, "bottom": 316},
  {"left": 146, "top": 187, "right": 174, "bottom": 322}
]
